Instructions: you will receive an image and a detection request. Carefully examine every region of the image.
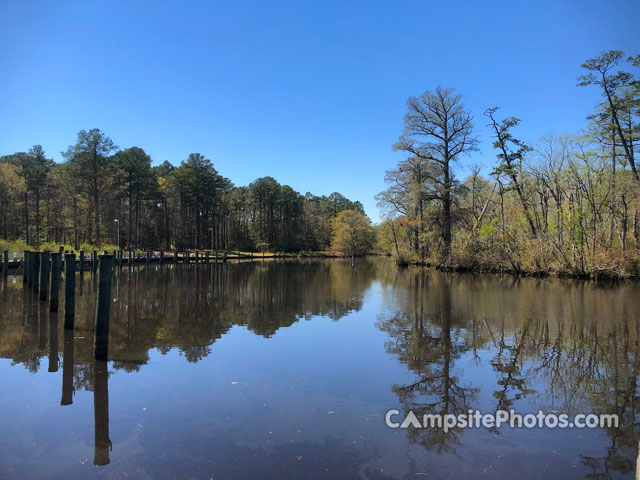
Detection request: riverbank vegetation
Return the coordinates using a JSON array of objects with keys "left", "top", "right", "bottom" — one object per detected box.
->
[{"left": 376, "top": 50, "right": 640, "bottom": 279}]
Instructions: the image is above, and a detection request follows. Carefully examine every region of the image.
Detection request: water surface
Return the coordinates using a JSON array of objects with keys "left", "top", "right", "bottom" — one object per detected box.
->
[{"left": 1, "top": 259, "right": 638, "bottom": 479}]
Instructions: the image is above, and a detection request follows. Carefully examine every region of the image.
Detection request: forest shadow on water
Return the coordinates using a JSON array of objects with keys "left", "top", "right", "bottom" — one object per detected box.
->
[{"left": 1, "top": 258, "right": 639, "bottom": 480}]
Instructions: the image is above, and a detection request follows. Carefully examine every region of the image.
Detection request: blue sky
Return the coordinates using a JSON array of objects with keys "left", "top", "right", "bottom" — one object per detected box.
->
[{"left": 1, "top": 1, "right": 638, "bottom": 222}]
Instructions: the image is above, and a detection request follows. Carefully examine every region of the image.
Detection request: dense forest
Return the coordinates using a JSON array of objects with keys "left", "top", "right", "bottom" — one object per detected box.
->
[
  {"left": 3, "top": 50, "right": 639, "bottom": 277},
  {"left": 377, "top": 50, "right": 640, "bottom": 277},
  {"left": 0, "top": 135, "right": 372, "bottom": 254}
]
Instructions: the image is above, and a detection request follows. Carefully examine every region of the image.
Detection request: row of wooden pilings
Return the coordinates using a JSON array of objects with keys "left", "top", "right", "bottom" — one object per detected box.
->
[
  {"left": 20, "top": 248, "right": 114, "bottom": 361},
  {"left": 4, "top": 247, "right": 238, "bottom": 359},
  {"left": 1, "top": 248, "right": 260, "bottom": 276}
]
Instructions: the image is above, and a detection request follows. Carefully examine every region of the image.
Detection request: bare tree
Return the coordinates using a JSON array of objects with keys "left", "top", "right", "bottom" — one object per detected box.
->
[{"left": 393, "top": 86, "right": 478, "bottom": 264}]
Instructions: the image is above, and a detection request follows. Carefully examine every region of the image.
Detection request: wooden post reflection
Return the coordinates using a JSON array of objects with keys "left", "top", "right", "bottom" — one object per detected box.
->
[
  {"left": 48, "top": 312, "right": 59, "bottom": 372},
  {"left": 61, "top": 329, "right": 75, "bottom": 405},
  {"left": 93, "top": 359, "right": 111, "bottom": 466}
]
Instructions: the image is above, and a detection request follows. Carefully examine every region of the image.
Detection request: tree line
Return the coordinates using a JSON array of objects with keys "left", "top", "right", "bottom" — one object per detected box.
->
[
  {"left": 0, "top": 131, "right": 373, "bottom": 254},
  {"left": 376, "top": 50, "right": 640, "bottom": 278}
]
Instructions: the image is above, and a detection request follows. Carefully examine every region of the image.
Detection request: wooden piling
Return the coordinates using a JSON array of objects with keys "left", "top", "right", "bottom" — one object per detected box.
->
[
  {"left": 173, "top": 250, "right": 177, "bottom": 264},
  {"left": 64, "top": 253, "right": 76, "bottom": 329},
  {"left": 24, "top": 250, "right": 30, "bottom": 283},
  {"left": 39, "top": 251, "right": 50, "bottom": 301},
  {"left": 223, "top": 251, "right": 227, "bottom": 262},
  {"left": 2, "top": 250, "right": 7, "bottom": 277},
  {"left": 94, "top": 253, "right": 114, "bottom": 361},
  {"left": 79, "top": 251, "right": 85, "bottom": 272},
  {"left": 160, "top": 250, "right": 164, "bottom": 265},
  {"left": 50, "top": 252, "right": 61, "bottom": 312},
  {"left": 28, "top": 250, "right": 35, "bottom": 286},
  {"left": 93, "top": 250, "right": 98, "bottom": 270},
  {"left": 33, "top": 251, "right": 40, "bottom": 293}
]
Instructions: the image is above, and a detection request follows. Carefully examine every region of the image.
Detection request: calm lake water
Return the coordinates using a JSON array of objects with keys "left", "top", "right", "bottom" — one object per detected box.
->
[{"left": 1, "top": 258, "right": 639, "bottom": 479}]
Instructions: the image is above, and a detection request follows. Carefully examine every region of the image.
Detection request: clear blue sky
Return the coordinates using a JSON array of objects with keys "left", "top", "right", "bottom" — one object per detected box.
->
[{"left": 1, "top": 1, "right": 638, "bottom": 222}]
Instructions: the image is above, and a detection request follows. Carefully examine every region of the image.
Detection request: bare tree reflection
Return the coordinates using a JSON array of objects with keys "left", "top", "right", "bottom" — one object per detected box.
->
[{"left": 378, "top": 271, "right": 476, "bottom": 453}]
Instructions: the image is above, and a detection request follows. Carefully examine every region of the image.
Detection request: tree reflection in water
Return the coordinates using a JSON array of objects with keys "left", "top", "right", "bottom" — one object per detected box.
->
[
  {"left": 0, "top": 259, "right": 377, "bottom": 468},
  {"left": 2, "top": 260, "right": 640, "bottom": 477},
  {"left": 376, "top": 266, "right": 640, "bottom": 477}
]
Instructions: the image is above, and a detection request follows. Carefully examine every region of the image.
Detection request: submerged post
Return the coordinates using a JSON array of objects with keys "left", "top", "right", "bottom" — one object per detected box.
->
[
  {"left": 79, "top": 250, "right": 85, "bottom": 272},
  {"left": 50, "top": 252, "right": 61, "bottom": 312},
  {"left": 2, "top": 250, "right": 7, "bottom": 277},
  {"left": 39, "top": 251, "right": 51, "bottom": 301},
  {"left": 160, "top": 250, "right": 164, "bottom": 265},
  {"left": 64, "top": 253, "right": 76, "bottom": 329},
  {"left": 93, "top": 250, "right": 98, "bottom": 270},
  {"left": 94, "top": 253, "right": 114, "bottom": 361},
  {"left": 33, "top": 251, "right": 40, "bottom": 293}
]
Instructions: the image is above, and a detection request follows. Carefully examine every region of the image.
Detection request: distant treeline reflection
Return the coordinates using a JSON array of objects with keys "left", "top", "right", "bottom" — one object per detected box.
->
[{"left": 0, "top": 259, "right": 376, "bottom": 374}]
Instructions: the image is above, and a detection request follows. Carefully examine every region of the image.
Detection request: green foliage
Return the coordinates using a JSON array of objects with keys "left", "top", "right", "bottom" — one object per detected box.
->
[
  {"left": 376, "top": 51, "right": 640, "bottom": 279},
  {"left": 1, "top": 132, "right": 363, "bottom": 254}
]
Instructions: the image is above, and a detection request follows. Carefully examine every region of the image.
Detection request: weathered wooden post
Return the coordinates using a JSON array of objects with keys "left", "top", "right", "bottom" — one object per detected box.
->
[
  {"left": 79, "top": 251, "right": 85, "bottom": 272},
  {"left": 33, "top": 251, "right": 40, "bottom": 293},
  {"left": 61, "top": 329, "right": 74, "bottom": 405},
  {"left": 205, "top": 251, "right": 209, "bottom": 263},
  {"left": 160, "top": 250, "right": 164, "bottom": 265},
  {"left": 64, "top": 253, "right": 76, "bottom": 329},
  {"left": 173, "top": 250, "right": 177, "bottom": 265},
  {"left": 2, "top": 250, "right": 7, "bottom": 277},
  {"left": 93, "top": 359, "right": 111, "bottom": 466},
  {"left": 29, "top": 250, "right": 36, "bottom": 287},
  {"left": 39, "top": 251, "right": 50, "bottom": 301},
  {"left": 94, "top": 253, "right": 114, "bottom": 361},
  {"left": 223, "top": 251, "right": 227, "bottom": 262},
  {"left": 50, "top": 252, "right": 61, "bottom": 312},
  {"left": 23, "top": 250, "right": 30, "bottom": 284},
  {"left": 93, "top": 250, "right": 98, "bottom": 271}
]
